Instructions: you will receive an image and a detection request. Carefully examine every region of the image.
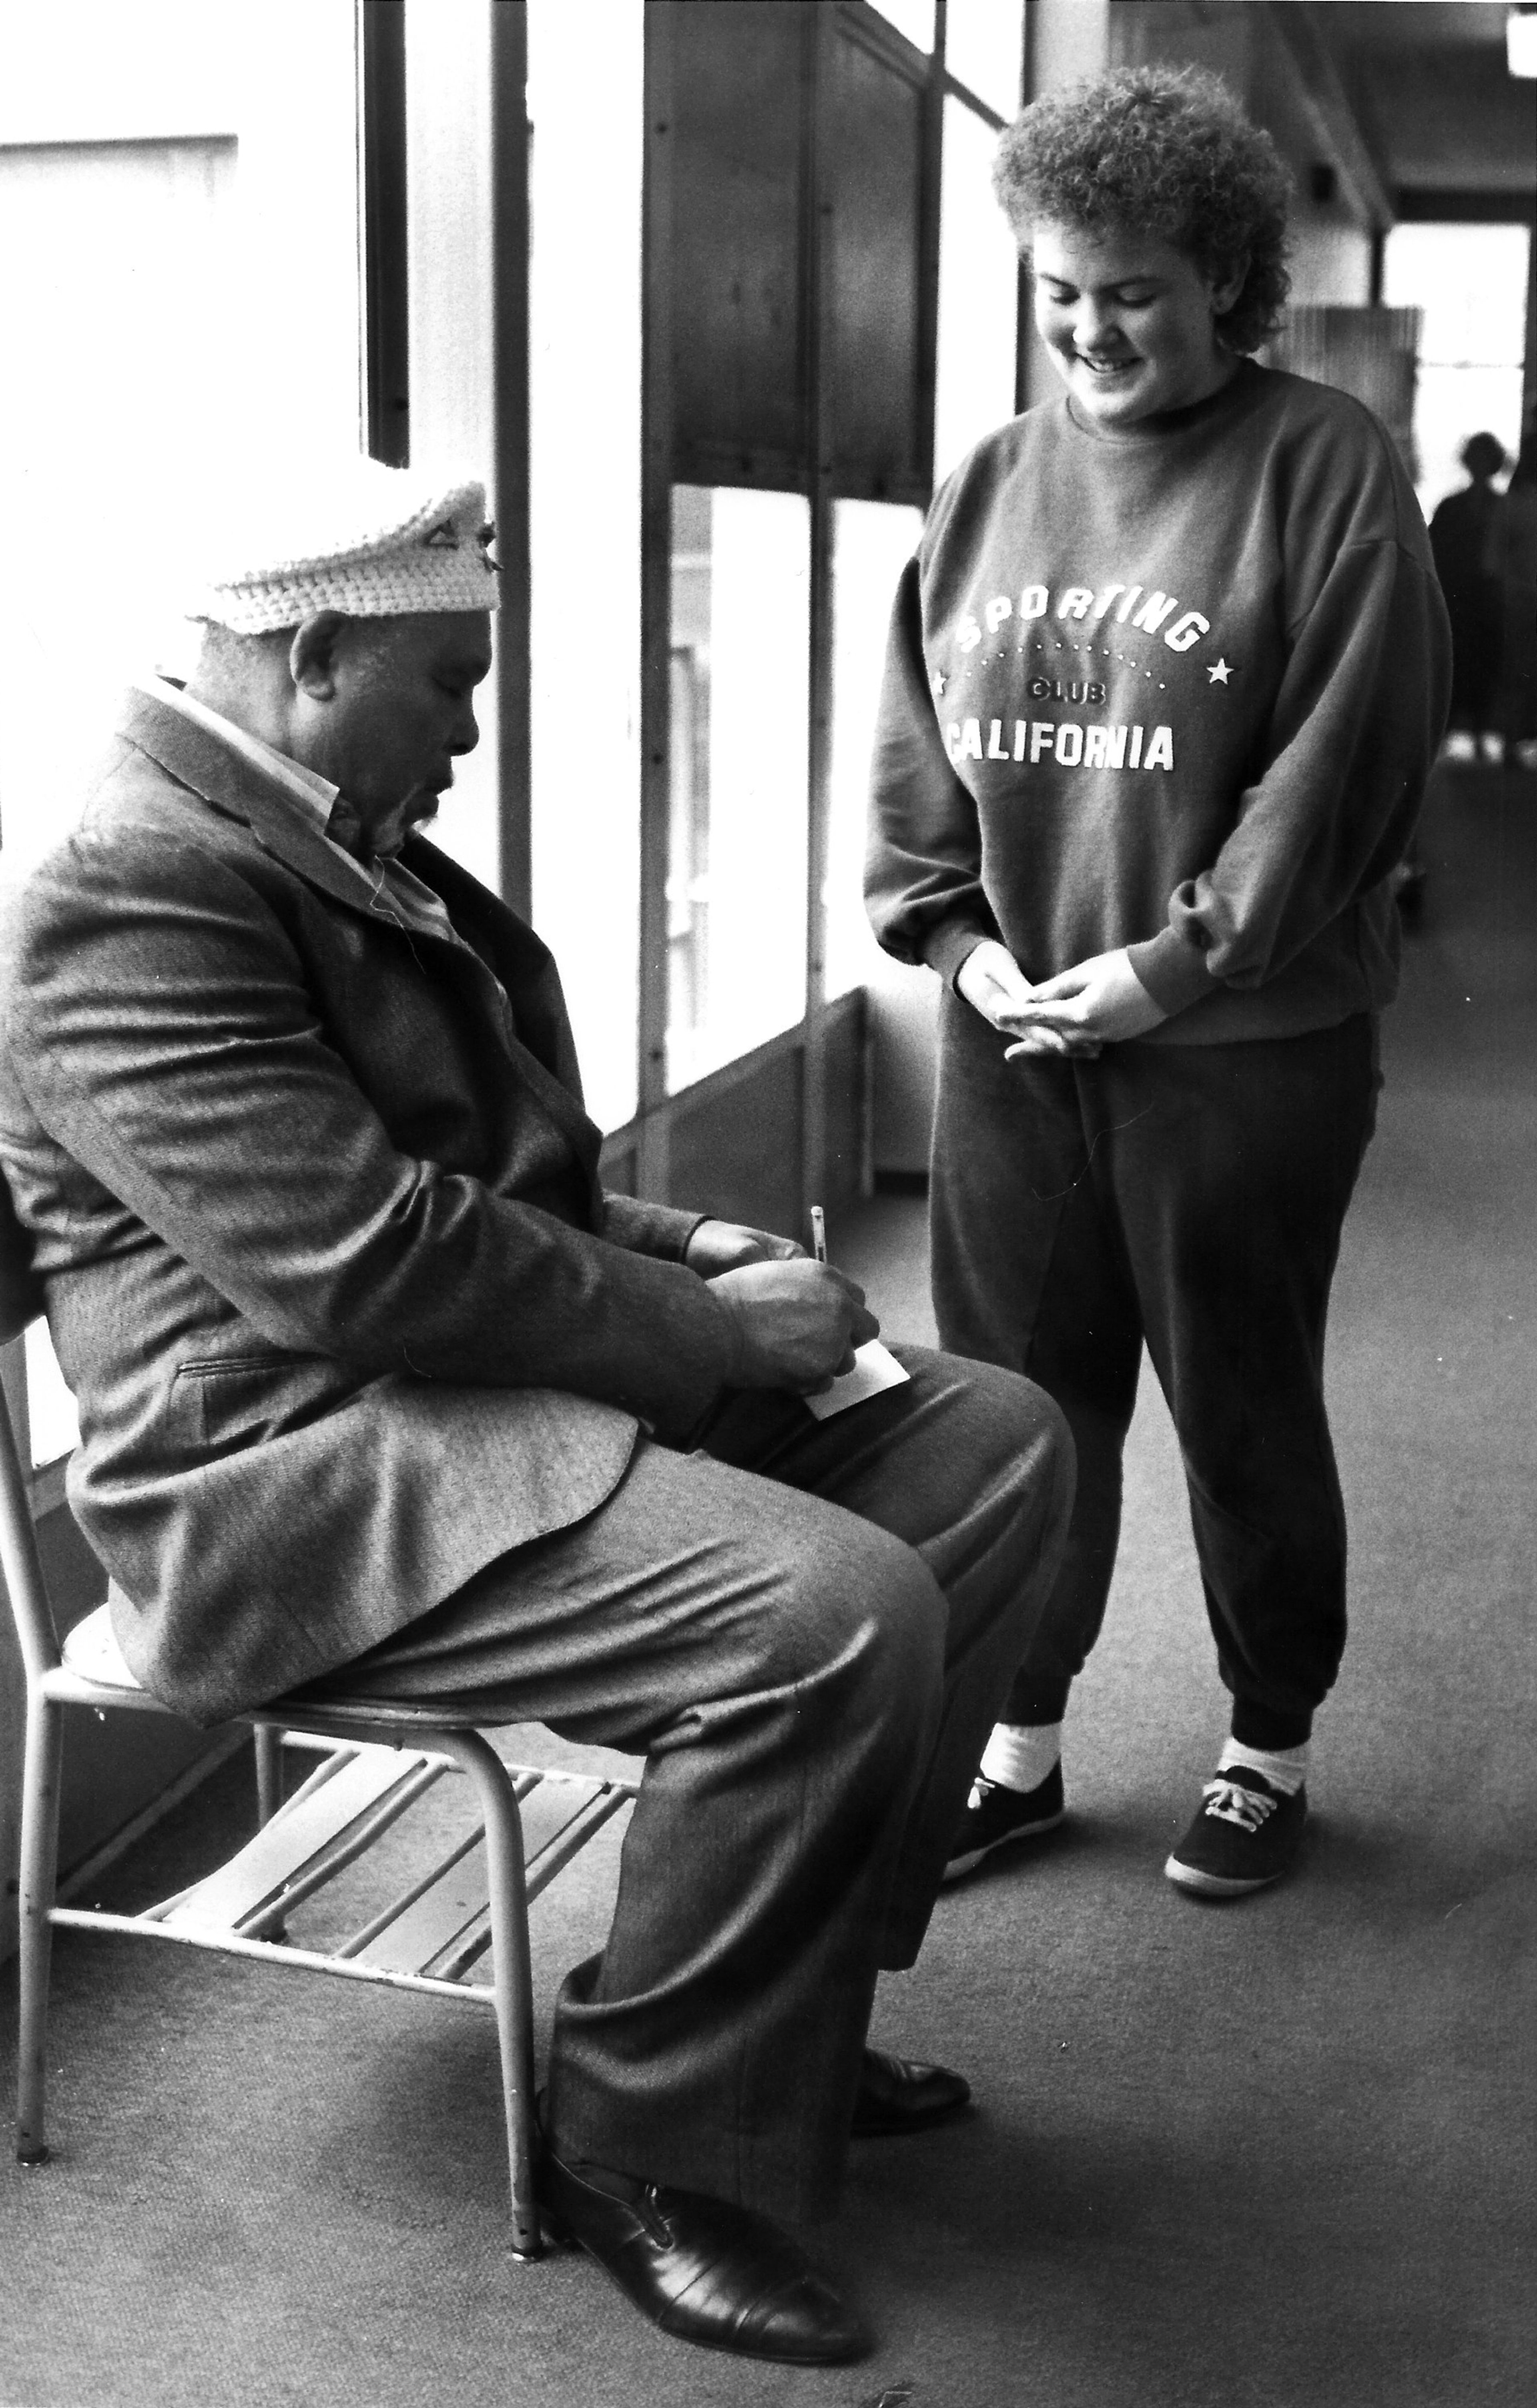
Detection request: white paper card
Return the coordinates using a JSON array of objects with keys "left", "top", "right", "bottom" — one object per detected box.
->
[{"left": 803, "top": 1339, "right": 911, "bottom": 1421}]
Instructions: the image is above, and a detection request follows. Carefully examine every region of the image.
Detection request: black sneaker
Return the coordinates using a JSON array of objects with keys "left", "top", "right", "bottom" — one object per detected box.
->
[
  {"left": 942, "top": 1762, "right": 1065, "bottom": 1883},
  {"left": 1164, "top": 1767, "right": 1306, "bottom": 1897}
]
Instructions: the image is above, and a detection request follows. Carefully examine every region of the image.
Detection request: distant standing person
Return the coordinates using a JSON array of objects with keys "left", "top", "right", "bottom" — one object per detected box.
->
[
  {"left": 867, "top": 66, "right": 1451, "bottom": 1899},
  {"left": 1428, "top": 431, "right": 1507, "bottom": 764},
  {"left": 1492, "top": 430, "right": 1537, "bottom": 770}
]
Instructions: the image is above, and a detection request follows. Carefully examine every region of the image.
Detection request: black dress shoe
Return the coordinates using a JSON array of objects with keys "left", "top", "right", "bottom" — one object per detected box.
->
[
  {"left": 851, "top": 2045, "right": 972, "bottom": 2137},
  {"left": 537, "top": 2150, "right": 870, "bottom": 2364}
]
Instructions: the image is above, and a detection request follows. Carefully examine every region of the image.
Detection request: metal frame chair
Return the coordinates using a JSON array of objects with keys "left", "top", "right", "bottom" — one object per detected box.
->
[{"left": 0, "top": 1278, "right": 637, "bottom": 2258}]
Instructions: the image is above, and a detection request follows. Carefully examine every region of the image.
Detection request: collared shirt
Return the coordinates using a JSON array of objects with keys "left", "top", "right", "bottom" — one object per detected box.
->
[
  {"left": 137, "top": 676, "right": 462, "bottom": 952},
  {"left": 137, "top": 673, "right": 342, "bottom": 830}
]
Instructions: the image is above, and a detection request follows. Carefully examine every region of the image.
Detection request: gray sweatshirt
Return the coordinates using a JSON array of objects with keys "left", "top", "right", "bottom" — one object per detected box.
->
[{"left": 866, "top": 359, "right": 1451, "bottom": 1043}]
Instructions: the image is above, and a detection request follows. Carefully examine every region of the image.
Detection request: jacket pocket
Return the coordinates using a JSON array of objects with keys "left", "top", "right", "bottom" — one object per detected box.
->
[{"left": 170, "top": 1351, "right": 354, "bottom": 1457}]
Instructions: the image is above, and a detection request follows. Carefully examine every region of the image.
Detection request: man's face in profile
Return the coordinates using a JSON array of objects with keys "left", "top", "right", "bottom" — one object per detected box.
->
[{"left": 317, "top": 609, "right": 494, "bottom": 856}]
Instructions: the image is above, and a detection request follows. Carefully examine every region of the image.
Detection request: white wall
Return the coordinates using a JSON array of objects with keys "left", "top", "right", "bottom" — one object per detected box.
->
[{"left": 0, "top": 0, "right": 363, "bottom": 886}]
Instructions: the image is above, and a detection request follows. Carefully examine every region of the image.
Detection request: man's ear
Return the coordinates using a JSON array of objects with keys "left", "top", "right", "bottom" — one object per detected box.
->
[{"left": 289, "top": 612, "right": 351, "bottom": 700}]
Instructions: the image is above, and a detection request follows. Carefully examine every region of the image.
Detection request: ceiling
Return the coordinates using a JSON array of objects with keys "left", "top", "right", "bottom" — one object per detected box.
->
[
  {"left": 1317, "top": 2, "right": 1509, "bottom": 51},
  {"left": 1308, "top": 1, "right": 1537, "bottom": 200}
]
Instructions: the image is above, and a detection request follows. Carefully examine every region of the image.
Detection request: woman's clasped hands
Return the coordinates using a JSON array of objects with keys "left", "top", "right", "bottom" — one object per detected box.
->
[{"left": 955, "top": 938, "right": 1167, "bottom": 1059}]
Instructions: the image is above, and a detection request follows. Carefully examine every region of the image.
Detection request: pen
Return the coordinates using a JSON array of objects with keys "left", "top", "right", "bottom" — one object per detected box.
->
[{"left": 810, "top": 1204, "right": 827, "bottom": 1264}]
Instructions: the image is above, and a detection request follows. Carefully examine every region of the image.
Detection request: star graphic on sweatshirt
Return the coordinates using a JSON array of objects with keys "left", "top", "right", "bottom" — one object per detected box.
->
[{"left": 1207, "top": 658, "right": 1233, "bottom": 684}]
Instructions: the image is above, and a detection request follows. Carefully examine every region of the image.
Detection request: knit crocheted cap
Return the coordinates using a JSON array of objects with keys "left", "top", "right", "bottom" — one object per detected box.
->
[{"left": 187, "top": 456, "right": 500, "bottom": 632}]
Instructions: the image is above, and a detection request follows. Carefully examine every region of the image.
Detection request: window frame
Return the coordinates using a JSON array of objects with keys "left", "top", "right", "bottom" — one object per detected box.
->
[{"left": 627, "top": 0, "right": 1022, "bottom": 1225}]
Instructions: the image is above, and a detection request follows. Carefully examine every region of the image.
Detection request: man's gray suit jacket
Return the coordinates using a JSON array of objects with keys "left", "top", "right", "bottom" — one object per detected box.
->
[{"left": 0, "top": 690, "right": 741, "bottom": 1726}]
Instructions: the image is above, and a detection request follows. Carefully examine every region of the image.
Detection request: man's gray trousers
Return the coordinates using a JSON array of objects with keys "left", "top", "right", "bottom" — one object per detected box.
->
[{"left": 309, "top": 1346, "right": 1071, "bottom": 2221}]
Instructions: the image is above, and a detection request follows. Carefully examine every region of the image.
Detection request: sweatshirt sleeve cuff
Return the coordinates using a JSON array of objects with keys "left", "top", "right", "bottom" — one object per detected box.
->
[
  {"left": 1126, "top": 926, "right": 1216, "bottom": 1018},
  {"left": 924, "top": 919, "right": 995, "bottom": 990}
]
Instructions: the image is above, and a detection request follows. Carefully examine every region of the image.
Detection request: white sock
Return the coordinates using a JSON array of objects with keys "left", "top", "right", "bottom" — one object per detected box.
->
[
  {"left": 980, "top": 1721, "right": 1062, "bottom": 1794},
  {"left": 1218, "top": 1738, "right": 1309, "bottom": 1798}
]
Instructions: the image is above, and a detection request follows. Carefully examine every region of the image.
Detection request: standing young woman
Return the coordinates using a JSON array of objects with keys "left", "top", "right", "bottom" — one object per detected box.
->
[{"left": 866, "top": 67, "right": 1450, "bottom": 1897}]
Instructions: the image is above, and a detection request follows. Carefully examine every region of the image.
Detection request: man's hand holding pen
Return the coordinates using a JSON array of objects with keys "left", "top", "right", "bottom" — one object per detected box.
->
[{"left": 687, "top": 1211, "right": 877, "bottom": 1393}]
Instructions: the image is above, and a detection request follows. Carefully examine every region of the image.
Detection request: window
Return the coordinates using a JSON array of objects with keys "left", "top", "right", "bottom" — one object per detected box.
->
[
  {"left": 649, "top": 3, "right": 1023, "bottom": 1191},
  {"left": 666, "top": 488, "right": 811, "bottom": 1090},
  {"left": 0, "top": 135, "right": 239, "bottom": 884},
  {"left": 945, "top": 0, "right": 1023, "bottom": 118},
  {"left": 0, "top": 12, "right": 363, "bottom": 889},
  {"left": 1383, "top": 222, "right": 1531, "bottom": 510},
  {"left": 825, "top": 500, "right": 927, "bottom": 1003},
  {"left": 868, "top": 0, "right": 936, "bottom": 53},
  {"left": 935, "top": 94, "right": 1022, "bottom": 479},
  {"left": 526, "top": 0, "right": 646, "bottom": 1134}
]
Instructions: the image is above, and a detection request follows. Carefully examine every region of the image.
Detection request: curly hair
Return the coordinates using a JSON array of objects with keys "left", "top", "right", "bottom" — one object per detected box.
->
[{"left": 993, "top": 65, "right": 1292, "bottom": 356}]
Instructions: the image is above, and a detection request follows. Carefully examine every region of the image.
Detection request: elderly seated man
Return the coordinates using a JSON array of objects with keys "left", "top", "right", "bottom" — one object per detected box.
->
[{"left": 0, "top": 459, "right": 1071, "bottom": 2367}]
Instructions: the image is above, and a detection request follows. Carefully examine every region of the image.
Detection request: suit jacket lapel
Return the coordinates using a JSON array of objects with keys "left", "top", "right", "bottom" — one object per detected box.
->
[
  {"left": 404, "top": 841, "right": 605, "bottom": 1187},
  {"left": 119, "top": 688, "right": 398, "bottom": 927}
]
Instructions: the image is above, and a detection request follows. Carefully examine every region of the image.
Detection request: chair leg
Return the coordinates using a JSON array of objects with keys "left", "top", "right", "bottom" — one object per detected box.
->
[
  {"left": 253, "top": 1723, "right": 283, "bottom": 1828},
  {"left": 16, "top": 1694, "right": 64, "bottom": 2164},
  {"left": 435, "top": 1730, "right": 542, "bottom": 2259}
]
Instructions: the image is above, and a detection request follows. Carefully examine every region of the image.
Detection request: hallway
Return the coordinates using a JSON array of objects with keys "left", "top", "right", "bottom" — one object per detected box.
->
[
  {"left": 831, "top": 752, "right": 1537, "bottom": 2405},
  {"left": 1, "top": 764, "right": 1533, "bottom": 2407}
]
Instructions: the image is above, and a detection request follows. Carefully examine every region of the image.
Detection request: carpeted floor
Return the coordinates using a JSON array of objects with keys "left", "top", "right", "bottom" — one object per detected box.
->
[{"left": 1, "top": 763, "right": 1533, "bottom": 2408}]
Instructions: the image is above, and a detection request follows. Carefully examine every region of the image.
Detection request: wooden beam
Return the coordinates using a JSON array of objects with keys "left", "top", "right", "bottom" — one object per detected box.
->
[
  {"left": 1394, "top": 188, "right": 1537, "bottom": 227},
  {"left": 360, "top": 0, "right": 410, "bottom": 467},
  {"left": 637, "top": 6, "right": 676, "bottom": 1195},
  {"left": 490, "top": 0, "right": 532, "bottom": 917}
]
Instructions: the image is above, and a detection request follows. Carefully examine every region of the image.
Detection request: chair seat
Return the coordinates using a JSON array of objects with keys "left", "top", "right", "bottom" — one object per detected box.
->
[
  {"left": 58, "top": 1594, "right": 617, "bottom": 1739},
  {"left": 61, "top": 1599, "right": 143, "bottom": 1689}
]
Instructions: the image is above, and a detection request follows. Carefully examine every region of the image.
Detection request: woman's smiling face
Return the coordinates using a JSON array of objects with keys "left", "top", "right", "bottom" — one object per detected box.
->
[{"left": 1030, "top": 220, "right": 1246, "bottom": 429}]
